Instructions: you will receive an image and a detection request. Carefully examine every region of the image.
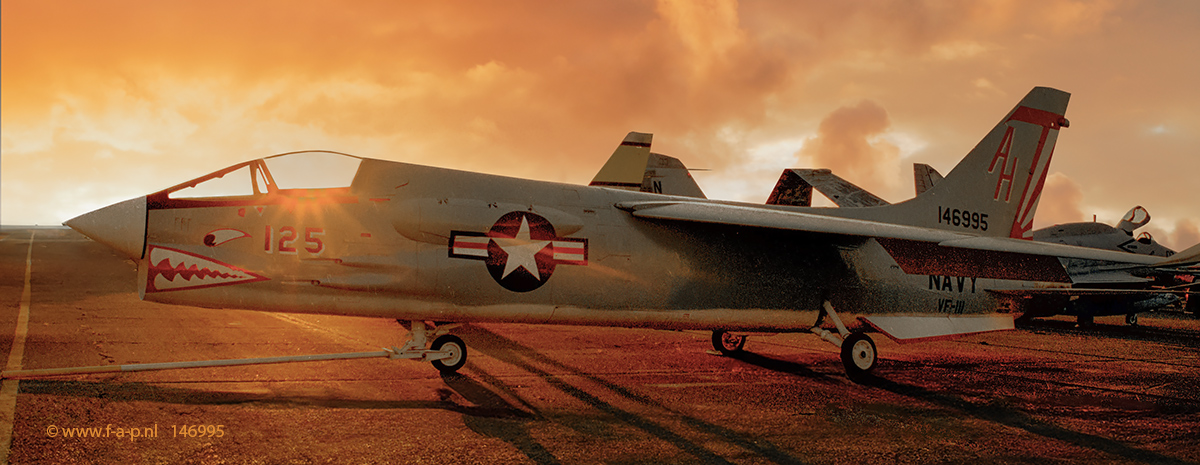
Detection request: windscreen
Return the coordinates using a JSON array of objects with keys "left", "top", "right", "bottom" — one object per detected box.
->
[
  {"left": 264, "top": 151, "right": 362, "bottom": 189},
  {"left": 168, "top": 165, "right": 257, "bottom": 199}
]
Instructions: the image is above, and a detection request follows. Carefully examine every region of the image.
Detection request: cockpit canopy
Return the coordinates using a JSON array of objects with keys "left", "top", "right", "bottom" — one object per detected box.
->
[{"left": 162, "top": 151, "right": 363, "bottom": 199}]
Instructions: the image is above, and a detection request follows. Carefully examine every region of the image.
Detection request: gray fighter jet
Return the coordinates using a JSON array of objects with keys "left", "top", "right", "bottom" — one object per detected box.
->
[
  {"left": 64, "top": 87, "right": 1197, "bottom": 380},
  {"left": 773, "top": 160, "right": 1195, "bottom": 325}
]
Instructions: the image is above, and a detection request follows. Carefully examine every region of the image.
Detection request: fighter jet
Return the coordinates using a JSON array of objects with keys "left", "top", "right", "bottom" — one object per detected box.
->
[
  {"left": 776, "top": 160, "right": 1196, "bottom": 325},
  {"left": 63, "top": 87, "right": 1195, "bottom": 380},
  {"left": 1018, "top": 206, "right": 1193, "bottom": 325}
]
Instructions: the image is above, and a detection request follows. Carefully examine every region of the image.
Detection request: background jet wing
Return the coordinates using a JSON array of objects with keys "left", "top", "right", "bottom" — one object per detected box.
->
[
  {"left": 766, "top": 169, "right": 889, "bottom": 207},
  {"left": 616, "top": 200, "right": 1168, "bottom": 281},
  {"left": 1150, "top": 242, "right": 1200, "bottom": 269},
  {"left": 913, "top": 163, "right": 944, "bottom": 196}
]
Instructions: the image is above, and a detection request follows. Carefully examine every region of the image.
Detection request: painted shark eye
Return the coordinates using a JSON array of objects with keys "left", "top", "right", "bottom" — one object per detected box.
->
[{"left": 204, "top": 229, "right": 250, "bottom": 247}]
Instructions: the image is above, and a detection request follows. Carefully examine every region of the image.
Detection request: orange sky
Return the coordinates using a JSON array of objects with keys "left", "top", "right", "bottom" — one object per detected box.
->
[{"left": 3, "top": 0, "right": 1197, "bottom": 249}]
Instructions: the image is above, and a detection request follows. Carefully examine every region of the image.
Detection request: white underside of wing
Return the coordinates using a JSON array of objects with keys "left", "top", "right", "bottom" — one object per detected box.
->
[{"left": 861, "top": 314, "right": 1014, "bottom": 344}]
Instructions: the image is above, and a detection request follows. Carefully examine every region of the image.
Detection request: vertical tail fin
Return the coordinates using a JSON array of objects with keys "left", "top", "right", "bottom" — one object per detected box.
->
[
  {"left": 590, "top": 132, "right": 706, "bottom": 198},
  {"left": 838, "top": 87, "right": 1070, "bottom": 239},
  {"left": 591, "top": 132, "right": 653, "bottom": 190},
  {"left": 913, "top": 163, "right": 943, "bottom": 196}
]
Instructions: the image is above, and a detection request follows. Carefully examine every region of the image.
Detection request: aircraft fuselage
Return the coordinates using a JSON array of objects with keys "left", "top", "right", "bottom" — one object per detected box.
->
[{"left": 134, "top": 157, "right": 1015, "bottom": 333}]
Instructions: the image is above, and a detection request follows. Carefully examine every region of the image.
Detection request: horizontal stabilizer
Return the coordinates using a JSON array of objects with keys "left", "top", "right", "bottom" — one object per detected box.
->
[{"left": 861, "top": 314, "right": 1014, "bottom": 344}]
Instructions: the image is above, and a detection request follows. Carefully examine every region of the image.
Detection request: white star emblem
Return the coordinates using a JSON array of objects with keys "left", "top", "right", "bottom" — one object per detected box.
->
[{"left": 490, "top": 217, "right": 552, "bottom": 280}]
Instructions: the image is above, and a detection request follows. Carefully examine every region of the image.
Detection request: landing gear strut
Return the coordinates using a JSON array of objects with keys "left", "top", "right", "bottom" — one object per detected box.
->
[
  {"left": 813, "top": 301, "right": 878, "bottom": 381},
  {"left": 394, "top": 321, "right": 468, "bottom": 373}
]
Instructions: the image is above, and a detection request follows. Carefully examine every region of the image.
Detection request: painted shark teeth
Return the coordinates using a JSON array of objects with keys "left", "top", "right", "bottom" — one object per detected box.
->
[{"left": 146, "top": 245, "right": 268, "bottom": 293}]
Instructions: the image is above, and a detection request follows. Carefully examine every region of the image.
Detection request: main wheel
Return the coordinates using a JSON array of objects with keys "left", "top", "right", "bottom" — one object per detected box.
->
[
  {"left": 840, "top": 333, "right": 877, "bottom": 380},
  {"left": 430, "top": 335, "right": 467, "bottom": 373},
  {"left": 1125, "top": 312, "right": 1139, "bottom": 326},
  {"left": 711, "top": 330, "right": 747, "bottom": 356}
]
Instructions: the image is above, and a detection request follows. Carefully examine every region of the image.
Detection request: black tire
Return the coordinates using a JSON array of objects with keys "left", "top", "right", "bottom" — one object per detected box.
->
[
  {"left": 1077, "top": 314, "right": 1094, "bottom": 327},
  {"left": 1125, "top": 313, "right": 1139, "bottom": 326},
  {"left": 840, "top": 333, "right": 877, "bottom": 381},
  {"left": 711, "top": 330, "right": 746, "bottom": 356},
  {"left": 430, "top": 335, "right": 467, "bottom": 373}
]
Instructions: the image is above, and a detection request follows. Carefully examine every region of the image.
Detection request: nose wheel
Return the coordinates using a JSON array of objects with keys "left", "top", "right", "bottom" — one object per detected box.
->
[
  {"left": 430, "top": 335, "right": 467, "bottom": 373},
  {"left": 392, "top": 321, "right": 468, "bottom": 374}
]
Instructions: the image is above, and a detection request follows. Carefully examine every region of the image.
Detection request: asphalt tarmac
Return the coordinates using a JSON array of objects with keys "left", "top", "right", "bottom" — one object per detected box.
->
[{"left": 1, "top": 227, "right": 1198, "bottom": 464}]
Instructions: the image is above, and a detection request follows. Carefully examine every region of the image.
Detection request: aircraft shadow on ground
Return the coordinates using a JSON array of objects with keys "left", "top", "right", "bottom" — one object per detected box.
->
[
  {"left": 858, "top": 370, "right": 1192, "bottom": 464},
  {"left": 456, "top": 325, "right": 807, "bottom": 465},
  {"left": 722, "top": 350, "right": 836, "bottom": 382},
  {"left": 1016, "top": 318, "right": 1200, "bottom": 348},
  {"left": 16, "top": 377, "right": 530, "bottom": 419},
  {"left": 676, "top": 340, "right": 1192, "bottom": 465}
]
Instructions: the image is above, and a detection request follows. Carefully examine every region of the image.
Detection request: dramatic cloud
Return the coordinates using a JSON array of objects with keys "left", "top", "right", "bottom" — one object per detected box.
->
[
  {"left": 2, "top": 0, "right": 1196, "bottom": 241},
  {"left": 1034, "top": 172, "right": 1087, "bottom": 228},
  {"left": 1170, "top": 219, "right": 1200, "bottom": 251},
  {"left": 796, "top": 100, "right": 901, "bottom": 199}
]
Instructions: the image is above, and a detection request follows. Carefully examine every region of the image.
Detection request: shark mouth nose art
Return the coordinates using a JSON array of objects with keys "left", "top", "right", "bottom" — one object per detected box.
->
[{"left": 145, "top": 245, "right": 269, "bottom": 293}]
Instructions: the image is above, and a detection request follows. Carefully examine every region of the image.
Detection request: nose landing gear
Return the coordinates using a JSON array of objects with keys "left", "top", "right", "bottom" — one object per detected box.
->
[
  {"left": 429, "top": 334, "right": 467, "bottom": 373},
  {"left": 394, "top": 320, "right": 468, "bottom": 373}
]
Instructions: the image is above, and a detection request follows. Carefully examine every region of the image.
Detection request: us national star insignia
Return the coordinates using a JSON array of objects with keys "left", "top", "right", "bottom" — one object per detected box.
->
[{"left": 449, "top": 211, "right": 587, "bottom": 292}]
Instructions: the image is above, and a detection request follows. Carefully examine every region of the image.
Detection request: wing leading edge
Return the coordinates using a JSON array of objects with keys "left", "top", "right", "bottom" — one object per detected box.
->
[{"left": 615, "top": 199, "right": 1171, "bottom": 282}]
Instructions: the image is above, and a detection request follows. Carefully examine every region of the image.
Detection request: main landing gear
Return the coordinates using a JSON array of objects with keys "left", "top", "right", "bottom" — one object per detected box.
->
[
  {"left": 710, "top": 301, "right": 879, "bottom": 381},
  {"left": 393, "top": 320, "right": 467, "bottom": 373},
  {"left": 839, "top": 333, "right": 877, "bottom": 378},
  {"left": 814, "top": 301, "right": 878, "bottom": 380},
  {"left": 711, "top": 330, "right": 747, "bottom": 356}
]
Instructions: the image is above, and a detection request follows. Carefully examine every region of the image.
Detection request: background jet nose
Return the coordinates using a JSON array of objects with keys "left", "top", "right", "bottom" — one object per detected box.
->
[{"left": 63, "top": 196, "right": 148, "bottom": 260}]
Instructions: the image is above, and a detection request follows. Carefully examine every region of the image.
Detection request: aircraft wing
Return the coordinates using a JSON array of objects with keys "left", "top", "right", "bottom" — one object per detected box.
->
[
  {"left": 985, "top": 287, "right": 1197, "bottom": 297},
  {"left": 766, "top": 169, "right": 890, "bottom": 207},
  {"left": 1151, "top": 242, "right": 1200, "bottom": 269},
  {"left": 616, "top": 200, "right": 1168, "bottom": 282}
]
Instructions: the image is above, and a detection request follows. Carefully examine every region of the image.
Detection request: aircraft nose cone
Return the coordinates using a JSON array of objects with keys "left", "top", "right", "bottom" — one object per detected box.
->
[{"left": 64, "top": 196, "right": 148, "bottom": 260}]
